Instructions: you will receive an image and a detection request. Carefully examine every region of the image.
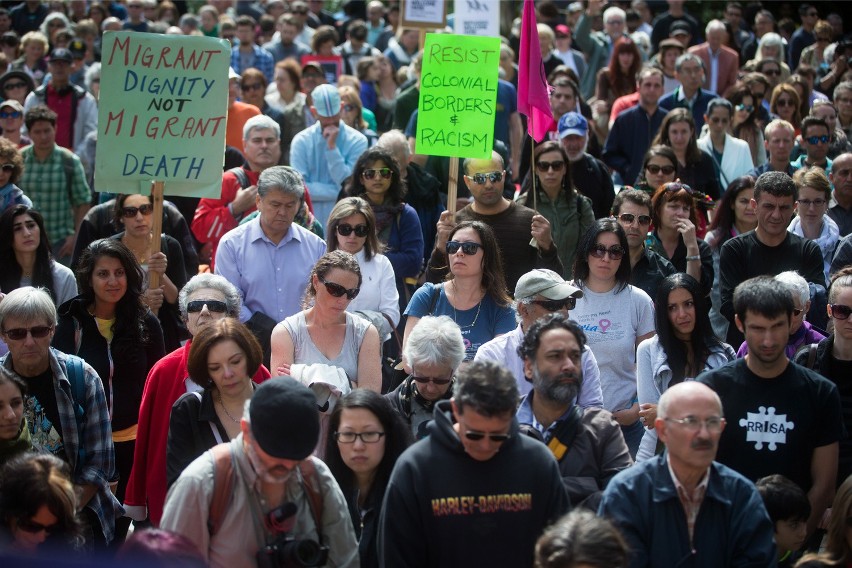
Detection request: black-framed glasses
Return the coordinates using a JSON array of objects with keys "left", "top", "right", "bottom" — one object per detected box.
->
[
  {"left": 334, "top": 431, "right": 385, "bottom": 443},
  {"left": 319, "top": 276, "right": 360, "bottom": 300},
  {"left": 464, "top": 430, "right": 511, "bottom": 443},
  {"left": 665, "top": 416, "right": 725, "bottom": 433},
  {"left": 2, "top": 325, "right": 53, "bottom": 341},
  {"left": 645, "top": 164, "right": 675, "bottom": 175},
  {"left": 336, "top": 223, "right": 370, "bottom": 237},
  {"left": 590, "top": 244, "right": 625, "bottom": 260},
  {"left": 465, "top": 171, "right": 503, "bottom": 185},
  {"left": 15, "top": 518, "right": 57, "bottom": 534},
  {"left": 830, "top": 304, "right": 852, "bottom": 320},
  {"left": 805, "top": 135, "right": 830, "bottom": 145},
  {"left": 535, "top": 160, "right": 565, "bottom": 172},
  {"left": 0, "top": 163, "right": 14, "bottom": 172},
  {"left": 361, "top": 168, "right": 392, "bottom": 180},
  {"left": 411, "top": 374, "right": 453, "bottom": 386},
  {"left": 121, "top": 204, "right": 154, "bottom": 218},
  {"left": 186, "top": 300, "right": 229, "bottom": 313},
  {"left": 446, "top": 241, "right": 483, "bottom": 255},
  {"left": 530, "top": 298, "right": 576, "bottom": 311},
  {"left": 797, "top": 198, "right": 827, "bottom": 208},
  {"left": 617, "top": 213, "right": 652, "bottom": 226},
  {"left": 0, "top": 110, "right": 21, "bottom": 118}
]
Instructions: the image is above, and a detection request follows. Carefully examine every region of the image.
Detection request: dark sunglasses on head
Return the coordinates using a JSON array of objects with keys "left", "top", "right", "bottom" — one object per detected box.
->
[
  {"left": 530, "top": 297, "right": 576, "bottom": 311},
  {"left": 361, "top": 168, "right": 392, "bottom": 180},
  {"left": 121, "top": 204, "right": 154, "bottom": 218},
  {"left": 0, "top": 163, "right": 14, "bottom": 172},
  {"left": 2, "top": 325, "right": 53, "bottom": 341},
  {"left": 806, "top": 135, "right": 830, "bottom": 145},
  {"left": 0, "top": 110, "right": 21, "bottom": 118},
  {"left": 664, "top": 181, "right": 695, "bottom": 195},
  {"left": 618, "top": 213, "right": 652, "bottom": 225},
  {"left": 466, "top": 171, "right": 503, "bottom": 185},
  {"left": 16, "top": 518, "right": 57, "bottom": 534},
  {"left": 411, "top": 374, "right": 453, "bottom": 386},
  {"left": 590, "top": 244, "right": 625, "bottom": 260},
  {"left": 186, "top": 300, "right": 229, "bottom": 313},
  {"left": 446, "top": 241, "right": 483, "bottom": 255},
  {"left": 645, "top": 164, "right": 675, "bottom": 175},
  {"left": 464, "top": 430, "right": 511, "bottom": 443},
  {"left": 536, "top": 160, "right": 565, "bottom": 172},
  {"left": 336, "top": 223, "right": 370, "bottom": 237},
  {"left": 319, "top": 276, "right": 360, "bottom": 300},
  {"left": 830, "top": 304, "right": 852, "bottom": 320}
]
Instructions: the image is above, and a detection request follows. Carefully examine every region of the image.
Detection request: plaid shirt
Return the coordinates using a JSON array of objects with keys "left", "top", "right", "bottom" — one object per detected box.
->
[
  {"left": 230, "top": 42, "right": 275, "bottom": 82},
  {"left": 19, "top": 144, "right": 91, "bottom": 241},
  {"left": 1, "top": 348, "right": 121, "bottom": 544}
]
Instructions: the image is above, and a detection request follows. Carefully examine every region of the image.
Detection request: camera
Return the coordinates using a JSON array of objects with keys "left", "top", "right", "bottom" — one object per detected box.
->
[{"left": 255, "top": 502, "right": 330, "bottom": 568}]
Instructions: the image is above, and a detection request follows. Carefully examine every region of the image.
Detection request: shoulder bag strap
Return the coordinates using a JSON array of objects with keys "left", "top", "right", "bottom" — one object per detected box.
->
[
  {"left": 208, "top": 443, "right": 235, "bottom": 536},
  {"left": 192, "top": 392, "right": 225, "bottom": 445},
  {"left": 298, "top": 459, "right": 325, "bottom": 543}
]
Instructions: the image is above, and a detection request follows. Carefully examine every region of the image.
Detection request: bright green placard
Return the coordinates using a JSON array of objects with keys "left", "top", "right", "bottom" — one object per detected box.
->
[
  {"left": 96, "top": 31, "right": 230, "bottom": 198},
  {"left": 416, "top": 33, "right": 500, "bottom": 159}
]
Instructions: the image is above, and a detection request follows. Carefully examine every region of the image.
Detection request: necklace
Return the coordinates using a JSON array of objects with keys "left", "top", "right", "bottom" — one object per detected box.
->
[
  {"left": 450, "top": 281, "right": 483, "bottom": 329},
  {"left": 217, "top": 391, "right": 241, "bottom": 424}
]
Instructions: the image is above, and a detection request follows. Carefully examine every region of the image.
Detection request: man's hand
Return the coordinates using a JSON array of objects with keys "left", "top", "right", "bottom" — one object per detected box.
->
[
  {"left": 323, "top": 124, "right": 340, "bottom": 149},
  {"left": 231, "top": 184, "right": 258, "bottom": 216},
  {"left": 435, "top": 210, "right": 455, "bottom": 252},
  {"left": 57, "top": 235, "right": 74, "bottom": 260},
  {"left": 531, "top": 214, "right": 554, "bottom": 250}
]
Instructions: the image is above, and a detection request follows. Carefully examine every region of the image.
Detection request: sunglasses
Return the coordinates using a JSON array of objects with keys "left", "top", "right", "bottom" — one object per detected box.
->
[
  {"left": 186, "top": 300, "right": 229, "bottom": 313},
  {"left": 735, "top": 104, "right": 754, "bottom": 112},
  {"left": 536, "top": 160, "right": 565, "bottom": 172},
  {"left": 2, "top": 325, "right": 53, "bottom": 341},
  {"left": 618, "top": 213, "right": 652, "bottom": 225},
  {"left": 121, "top": 204, "right": 154, "bottom": 218},
  {"left": 830, "top": 304, "right": 852, "bottom": 320},
  {"left": 776, "top": 98, "right": 795, "bottom": 107},
  {"left": 664, "top": 181, "right": 695, "bottom": 195},
  {"left": 464, "top": 430, "right": 511, "bottom": 443},
  {"left": 0, "top": 110, "right": 21, "bottom": 118},
  {"left": 446, "top": 241, "right": 483, "bottom": 255},
  {"left": 241, "top": 82, "right": 263, "bottom": 91},
  {"left": 645, "top": 164, "right": 675, "bottom": 175},
  {"left": 361, "top": 168, "right": 392, "bottom": 180},
  {"left": 336, "top": 223, "right": 370, "bottom": 237},
  {"left": 590, "top": 244, "right": 625, "bottom": 260},
  {"left": 763, "top": 69, "right": 782, "bottom": 76},
  {"left": 805, "top": 135, "right": 830, "bottom": 145},
  {"left": 0, "top": 163, "right": 14, "bottom": 172},
  {"left": 465, "top": 171, "right": 503, "bottom": 185},
  {"left": 16, "top": 518, "right": 57, "bottom": 534},
  {"left": 319, "top": 276, "right": 360, "bottom": 300},
  {"left": 530, "top": 298, "right": 576, "bottom": 311},
  {"left": 411, "top": 374, "right": 453, "bottom": 386}
]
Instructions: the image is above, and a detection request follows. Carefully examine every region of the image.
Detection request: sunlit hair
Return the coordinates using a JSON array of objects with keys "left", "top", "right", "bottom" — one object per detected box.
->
[
  {"left": 793, "top": 167, "right": 831, "bottom": 201},
  {"left": 0, "top": 206, "right": 56, "bottom": 300},
  {"left": 178, "top": 273, "right": 242, "bottom": 321},
  {"left": 446, "top": 221, "right": 511, "bottom": 307},
  {"left": 770, "top": 83, "right": 802, "bottom": 127},
  {"left": 338, "top": 85, "right": 367, "bottom": 130},
  {"left": 828, "top": 268, "right": 852, "bottom": 305},
  {"left": 651, "top": 180, "right": 699, "bottom": 228},
  {"left": 403, "top": 315, "right": 465, "bottom": 371},
  {"left": 607, "top": 37, "right": 641, "bottom": 99},
  {"left": 0, "top": 286, "right": 57, "bottom": 330},
  {"left": 187, "top": 319, "right": 262, "bottom": 389},
  {"left": 825, "top": 474, "right": 852, "bottom": 563},
  {"left": 0, "top": 137, "right": 23, "bottom": 183},
  {"left": 326, "top": 196, "right": 383, "bottom": 261},
  {"left": 303, "top": 250, "right": 362, "bottom": 308}
]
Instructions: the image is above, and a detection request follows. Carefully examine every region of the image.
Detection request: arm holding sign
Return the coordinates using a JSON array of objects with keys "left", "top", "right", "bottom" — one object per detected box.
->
[{"left": 190, "top": 172, "right": 245, "bottom": 247}]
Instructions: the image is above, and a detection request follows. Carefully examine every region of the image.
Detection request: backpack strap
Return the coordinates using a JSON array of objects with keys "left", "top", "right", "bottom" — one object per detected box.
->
[
  {"left": 64, "top": 355, "right": 88, "bottom": 473},
  {"left": 192, "top": 392, "right": 225, "bottom": 445},
  {"left": 298, "top": 458, "right": 325, "bottom": 544},
  {"left": 208, "top": 443, "right": 236, "bottom": 537},
  {"left": 61, "top": 149, "right": 76, "bottom": 207},
  {"left": 426, "top": 284, "right": 441, "bottom": 316},
  {"left": 228, "top": 167, "right": 250, "bottom": 189},
  {"left": 806, "top": 343, "right": 819, "bottom": 370}
]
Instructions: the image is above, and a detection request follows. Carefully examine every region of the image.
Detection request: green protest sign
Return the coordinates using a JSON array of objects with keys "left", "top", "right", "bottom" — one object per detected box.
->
[
  {"left": 416, "top": 33, "right": 500, "bottom": 159},
  {"left": 96, "top": 31, "right": 230, "bottom": 198}
]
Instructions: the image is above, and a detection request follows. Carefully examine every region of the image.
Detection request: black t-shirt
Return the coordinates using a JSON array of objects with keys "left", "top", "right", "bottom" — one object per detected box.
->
[
  {"left": 697, "top": 358, "right": 842, "bottom": 492},
  {"left": 23, "top": 368, "right": 65, "bottom": 458}
]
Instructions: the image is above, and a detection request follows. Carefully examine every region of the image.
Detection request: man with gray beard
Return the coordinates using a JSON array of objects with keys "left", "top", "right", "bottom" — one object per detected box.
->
[{"left": 517, "top": 313, "right": 632, "bottom": 508}]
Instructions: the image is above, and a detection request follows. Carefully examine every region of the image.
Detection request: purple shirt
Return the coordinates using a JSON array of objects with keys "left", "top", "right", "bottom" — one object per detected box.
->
[{"left": 736, "top": 320, "right": 827, "bottom": 359}]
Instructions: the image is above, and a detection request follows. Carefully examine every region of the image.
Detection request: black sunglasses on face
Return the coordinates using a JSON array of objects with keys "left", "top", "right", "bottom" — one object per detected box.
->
[
  {"left": 590, "top": 244, "right": 625, "bottom": 260},
  {"left": 411, "top": 374, "right": 453, "bottom": 385},
  {"left": 831, "top": 304, "right": 852, "bottom": 320},
  {"left": 466, "top": 171, "right": 503, "bottom": 185},
  {"left": 319, "top": 276, "right": 360, "bottom": 300},
  {"left": 464, "top": 430, "right": 511, "bottom": 443},
  {"left": 530, "top": 298, "right": 576, "bottom": 311},
  {"left": 361, "top": 168, "right": 392, "bottom": 180},
  {"left": 121, "top": 204, "right": 154, "bottom": 218},
  {"left": 2, "top": 325, "right": 53, "bottom": 340},
  {"left": 446, "top": 241, "right": 483, "bottom": 255},
  {"left": 336, "top": 223, "right": 369, "bottom": 237},
  {"left": 15, "top": 518, "right": 57, "bottom": 534},
  {"left": 536, "top": 160, "right": 565, "bottom": 172},
  {"left": 0, "top": 163, "right": 14, "bottom": 172},
  {"left": 645, "top": 164, "right": 675, "bottom": 175},
  {"left": 618, "top": 213, "right": 652, "bottom": 226},
  {"left": 186, "top": 300, "right": 228, "bottom": 313}
]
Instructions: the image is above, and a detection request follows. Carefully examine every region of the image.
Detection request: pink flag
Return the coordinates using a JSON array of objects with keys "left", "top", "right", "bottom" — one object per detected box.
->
[{"left": 518, "top": 0, "right": 554, "bottom": 142}]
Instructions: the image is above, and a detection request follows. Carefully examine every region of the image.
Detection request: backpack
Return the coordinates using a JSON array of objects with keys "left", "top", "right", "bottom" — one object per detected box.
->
[{"left": 63, "top": 355, "right": 89, "bottom": 473}]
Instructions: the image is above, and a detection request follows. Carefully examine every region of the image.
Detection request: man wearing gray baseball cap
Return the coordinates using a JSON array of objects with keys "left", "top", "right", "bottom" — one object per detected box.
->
[{"left": 475, "top": 268, "right": 603, "bottom": 408}]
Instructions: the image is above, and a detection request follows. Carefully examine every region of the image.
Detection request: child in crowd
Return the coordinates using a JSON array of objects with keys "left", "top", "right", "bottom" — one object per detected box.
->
[{"left": 756, "top": 474, "right": 811, "bottom": 567}]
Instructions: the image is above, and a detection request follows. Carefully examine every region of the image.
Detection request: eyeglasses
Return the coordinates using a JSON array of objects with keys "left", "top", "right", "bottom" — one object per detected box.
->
[
  {"left": 343, "top": 103, "right": 355, "bottom": 112},
  {"left": 530, "top": 298, "right": 576, "bottom": 311},
  {"left": 411, "top": 374, "right": 453, "bottom": 386},
  {"left": 763, "top": 69, "right": 782, "bottom": 76},
  {"left": 797, "top": 198, "right": 827, "bottom": 208},
  {"left": 536, "top": 160, "right": 565, "bottom": 172},
  {"left": 319, "top": 276, "right": 360, "bottom": 300},
  {"left": 617, "top": 212, "right": 652, "bottom": 226},
  {"left": 590, "top": 244, "right": 625, "bottom": 260},
  {"left": 776, "top": 98, "right": 795, "bottom": 107},
  {"left": 361, "top": 168, "right": 392, "bottom": 180},
  {"left": 121, "top": 204, "right": 154, "bottom": 218},
  {"left": 334, "top": 431, "right": 385, "bottom": 443},
  {"left": 0, "top": 163, "right": 14, "bottom": 172},
  {"left": 16, "top": 518, "right": 57, "bottom": 534},
  {"left": 241, "top": 82, "right": 263, "bottom": 91},
  {"left": 735, "top": 104, "right": 754, "bottom": 112},
  {"left": 336, "top": 223, "right": 370, "bottom": 237},
  {"left": 805, "top": 135, "right": 830, "bottom": 145},
  {"left": 645, "top": 164, "right": 675, "bottom": 175},
  {"left": 463, "top": 430, "right": 511, "bottom": 443},
  {"left": 0, "top": 110, "right": 21, "bottom": 118},
  {"left": 465, "top": 171, "right": 503, "bottom": 185},
  {"left": 446, "top": 241, "right": 483, "bottom": 255},
  {"left": 2, "top": 325, "right": 53, "bottom": 341},
  {"left": 665, "top": 416, "right": 725, "bottom": 433},
  {"left": 830, "top": 304, "right": 852, "bottom": 320},
  {"left": 186, "top": 300, "right": 229, "bottom": 313}
]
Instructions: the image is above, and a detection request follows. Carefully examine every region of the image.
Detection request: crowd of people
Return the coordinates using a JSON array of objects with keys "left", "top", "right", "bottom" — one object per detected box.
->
[{"left": 1, "top": 1, "right": 852, "bottom": 567}]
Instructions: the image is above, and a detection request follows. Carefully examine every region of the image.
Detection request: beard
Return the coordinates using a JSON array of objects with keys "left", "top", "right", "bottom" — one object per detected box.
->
[
  {"left": 245, "top": 439, "right": 293, "bottom": 484},
  {"left": 532, "top": 366, "right": 580, "bottom": 405}
]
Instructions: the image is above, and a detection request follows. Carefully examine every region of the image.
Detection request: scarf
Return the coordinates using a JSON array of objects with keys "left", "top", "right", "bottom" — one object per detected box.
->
[
  {"left": 788, "top": 215, "right": 840, "bottom": 279},
  {"left": 372, "top": 202, "right": 404, "bottom": 242}
]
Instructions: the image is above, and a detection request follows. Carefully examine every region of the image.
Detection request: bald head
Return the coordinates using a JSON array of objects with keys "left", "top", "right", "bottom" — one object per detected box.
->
[
  {"left": 658, "top": 382, "right": 723, "bottom": 420},
  {"left": 463, "top": 150, "right": 503, "bottom": 175}
]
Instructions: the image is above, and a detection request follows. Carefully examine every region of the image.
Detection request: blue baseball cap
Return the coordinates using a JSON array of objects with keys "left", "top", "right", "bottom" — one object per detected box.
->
[
  {"left": 557, "top": 112, "right": 588, "bottom": 139},
  {"left": 311, "top": 84, "right": 341, "bottom": 117}
]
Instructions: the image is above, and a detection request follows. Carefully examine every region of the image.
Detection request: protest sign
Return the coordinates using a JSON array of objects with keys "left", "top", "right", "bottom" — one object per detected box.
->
[
  {"left": 96, "top": 31, "right": 230, "bottom": 198},
  {"left": 415, "top": 33, "right": 500, "bottom": 159},
  {"left": 401, "top": 0, "right": 447, "bottom": 28},
  {"left": 454, "top": 0, "right": 500, "bottom": 37}
]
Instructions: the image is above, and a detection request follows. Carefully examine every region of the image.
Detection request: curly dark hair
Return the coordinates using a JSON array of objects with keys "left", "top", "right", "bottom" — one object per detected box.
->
[
  {"left": 446, "top": 220, "right": 511, "bottom": 307},
  {"left": 517, "top": 312, "right": 587, "bottom": 362},
  {"left": 0, "top": 205, "right": 57, "bottom": 301},
  {"left": 0, "top": 137, "right": 24, "bottom": 184},
  {"left": 345, "top": 146, "right": 406, "bottom": 206}
]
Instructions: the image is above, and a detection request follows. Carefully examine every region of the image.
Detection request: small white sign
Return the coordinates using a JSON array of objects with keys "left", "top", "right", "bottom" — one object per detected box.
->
[{"left": 454, "top": 0, "right": 500, "bottom": 37}]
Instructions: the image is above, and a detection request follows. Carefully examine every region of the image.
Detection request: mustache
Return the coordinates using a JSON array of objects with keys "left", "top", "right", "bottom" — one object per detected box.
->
[{"left": 691, "top": 439, "right": 715, "bottom": 451}]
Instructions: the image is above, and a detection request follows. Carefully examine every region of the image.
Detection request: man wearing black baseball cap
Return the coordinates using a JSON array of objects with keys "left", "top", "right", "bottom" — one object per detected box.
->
[{"left": 162, "top": 377, "right": 358, "bottom": 567}]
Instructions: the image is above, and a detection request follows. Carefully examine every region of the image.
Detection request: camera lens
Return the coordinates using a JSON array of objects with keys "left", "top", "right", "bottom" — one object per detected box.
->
[{"left": 282, "top": 539, "right": 324, "bottom": 566}]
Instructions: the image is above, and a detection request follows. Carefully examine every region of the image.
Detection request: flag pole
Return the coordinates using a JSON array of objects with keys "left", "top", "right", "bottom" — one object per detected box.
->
[{"left": 530, "top": 120, "right": 537, "bottom": 213}]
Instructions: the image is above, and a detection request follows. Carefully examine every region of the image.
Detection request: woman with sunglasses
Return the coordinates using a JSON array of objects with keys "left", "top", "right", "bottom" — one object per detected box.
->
[
  {"left": 794, "top": 269, "right": 852, "bottom": 486},
  {"left": 344, "top": 147, "right": 424, "bottom": 311},
  {"left": 327, "top": 197, "right": 399, "bottom": 341},
  {"left": 403, "top": 221, "right": 514, "bottom": 362},
  {"left": 652, "top": 109, "right": 720, "bottom": 205},
  {"left": 111, "top": 193, "right": 187, "bottom": 352},
  {"left": 0, "top": 205, "right": 77, "bottom": 307},
  {"left": 0, "top": 368, "right": 29, "bottom": 465},
  {"left": 271, "top": 250, "right": 382, "bottom": 392},
  {"left": 770, "top": 84, "right": 802, "bottom": 136},
  {"left": 810, "top": 101, "right": 852, "bottom": 161},
  {"left": 570, "top": 219, "right": 655, "bottom": 458},
  {"left": 167, "top": 319, "right": 263, "bottom": 487},
  {"left": 636, "top": 273, "right": 735, "bottom": 462},
  {"left": 339, "top": 85, "right": 378, "bottom": 147},
  {"left": 387, "top": 315, "right": 464, "bottom": 439},
  {"left": 518, "top": 141, "right": 594, "bottom": 279},
  {"left": 324, "top": 390, "right": 412, "bottom": 568},
  {"left": 52, "top": 239, "right": 165, "bottom": 542},
  {"left": 704, "top": 176, "right": 757, "bottom": 339},
  {"left": 790, "top": 168, "right": 839, "bottom": 282},
  {"left": 697, "top": 99, "right": 754, "bottom": 192},
  {"left": 728, "top": 84, "right": 766, "bottom": 166},
  {"left": 0, "top": 453, "right": 83, "bottom": 554},
  {"left": 637, "top": 145, "right": 678, "bottom": 195},
  {"left": 123, "top": 274, "right": 270, "bottom": 527}
]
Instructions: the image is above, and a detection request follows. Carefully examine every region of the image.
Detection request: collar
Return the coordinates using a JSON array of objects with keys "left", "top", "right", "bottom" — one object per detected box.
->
[
  {"left": 676, "top": 86, "right": 699, "bottom": 104},
  {"left": 666, "top": 453, "right": 711, "bottom": 498},
  {"left": 517, "top": 390, "right": 574, "bottom": 439},
  {"left": 247, "top": 215, "right": 300, "bottom": 245}
]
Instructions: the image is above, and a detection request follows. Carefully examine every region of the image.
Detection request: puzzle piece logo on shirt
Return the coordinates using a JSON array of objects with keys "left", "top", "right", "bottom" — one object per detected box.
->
[{"left": 738, "top": 406, "right": 795, "bottom": 451}]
